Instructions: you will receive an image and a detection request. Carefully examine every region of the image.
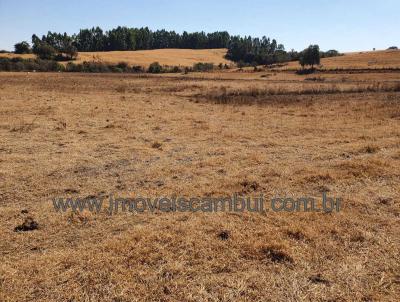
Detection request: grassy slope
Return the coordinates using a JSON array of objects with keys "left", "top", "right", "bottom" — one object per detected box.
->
[
  {"left": 0, "top": 48, "right": 231, "bottom": 67},
  {"left": 283, "top": 49, "right": 400, "bottom": 70},
  {"left": 2, "top": 49, "right": 400, "bottom": 69},
  {"left": 75, "top": 48, "right": 231, "bottom": 66}
]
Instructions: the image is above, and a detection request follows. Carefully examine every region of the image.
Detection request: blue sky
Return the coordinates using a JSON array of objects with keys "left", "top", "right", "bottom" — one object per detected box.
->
[{"left": 0, "top": 0, "right": 398, "bottom": 52}]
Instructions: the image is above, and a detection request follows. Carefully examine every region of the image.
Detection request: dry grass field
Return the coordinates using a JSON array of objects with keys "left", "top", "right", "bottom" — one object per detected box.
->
[
  {"left": 0, "top": 53, "right": 34, "bottom": 60},
  {"left": 2, "top": 48, "right": 400, "bottom": 70},
  {"left": 280, "top": 50, "right": 400, "bottom": 70},
  {"left": 74, "top": 48, "right": 231, "bottom": 67},
  {"left": 0, "top": 48, "right": 231, "bottom": 67},
  {"left": 0, "top": 59, "right": 399, "bottom": 301}
]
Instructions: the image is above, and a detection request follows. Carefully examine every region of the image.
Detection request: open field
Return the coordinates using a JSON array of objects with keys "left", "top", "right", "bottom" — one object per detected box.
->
[{"left": 0, "top": 69, "right": 399, "bottom": 301}]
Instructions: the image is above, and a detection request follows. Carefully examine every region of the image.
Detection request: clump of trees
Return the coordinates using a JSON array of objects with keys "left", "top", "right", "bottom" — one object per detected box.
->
[
  {"left": 226, "top": 36, "right": 290, "bottom": 65},
  {"left": 299, "top": 45, "right": 321, "bottom": 69},
  {"left": 320, "top": 49, "right": 342, "bottom": 58},
  {"left": 14, "top": 41, "right": 31, "bottom": 54},
  {"left": 32, "top": 42, "right": 57, "bottom": 60},
  {"left": 388, "top": 46, "right": 398, "bottom": 50},
  {"left": 225, "top": 38, "right": 341, "bottom": 66},
  {"left": 31, "top": 33, "right": 77, "bottom": 60}
]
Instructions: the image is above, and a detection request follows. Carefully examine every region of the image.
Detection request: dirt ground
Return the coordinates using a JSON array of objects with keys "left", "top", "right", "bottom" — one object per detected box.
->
[{"left": 0, "top": 71, "right": 399, "bottom": 301}]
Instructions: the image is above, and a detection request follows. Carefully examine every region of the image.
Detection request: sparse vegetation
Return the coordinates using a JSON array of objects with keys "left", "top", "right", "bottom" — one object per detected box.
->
[
  {"left": 196, "top": 82, "right": 400, "bottom": 104},
  {"left": 0, "top": 57, "right": 64, "bottom": 71},
  {"left": 192, "top": 62, "right": 214, "bottom": 72}
]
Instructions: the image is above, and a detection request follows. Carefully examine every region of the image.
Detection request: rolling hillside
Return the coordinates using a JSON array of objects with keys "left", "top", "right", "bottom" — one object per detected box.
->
[
  {"left": 2, "top": 49, "right": 400, "bottom": 70},
  {"left": 76, "top": 48, "right": 231, "bottom": 66},
  {"left": 1, "top": 48, "right": 231, "bottom": 67},
  {"left": 282, "top": 49, "right": 400, "bottom": 70}
]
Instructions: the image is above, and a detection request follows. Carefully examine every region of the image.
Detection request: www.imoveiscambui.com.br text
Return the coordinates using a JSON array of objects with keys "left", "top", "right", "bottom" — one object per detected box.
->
[{"left": 52, "top": 192, "right": 342, "bottom": 215}]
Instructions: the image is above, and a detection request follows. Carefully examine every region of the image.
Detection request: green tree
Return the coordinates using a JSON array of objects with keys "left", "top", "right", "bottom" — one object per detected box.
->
[
  {"left": 14, "top": 41, "right": 31, "bottom": 54},
  {"left": 299, "top": 45, "right": 320, "bottom": 69},
  {"left": 26, "top": 26, "right": 290, "bottom": 64},
  {"left": 63, "top": 44, "right": 78, "bottom": 60},
  {"left": 32, "top": 42, "right": 57, "bottom": 60}
]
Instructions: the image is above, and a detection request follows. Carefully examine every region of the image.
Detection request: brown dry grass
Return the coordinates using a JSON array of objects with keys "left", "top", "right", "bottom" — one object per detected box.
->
[
  {"left": 0, "top": 48, "right": 231, "bottom": 67},
  {"left": 75, "top": 48, "right": 231, "bottom": 67},
  {"left": 3, "top": 48, "right": 400, "bottom": 70},
  {"left": 281, "top": 49, "right": 400, "bottom": 70},
  {"left": 0, "top": 69, "right": 399, "bottom": 301},
  {"left": 0, "top": 53, "right": 34, "bottom": 60}
]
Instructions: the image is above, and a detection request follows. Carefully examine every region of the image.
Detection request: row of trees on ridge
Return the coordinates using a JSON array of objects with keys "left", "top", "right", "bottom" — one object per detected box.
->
[{"left": 14, "top": 26, "right": 341, "bottom": 68}]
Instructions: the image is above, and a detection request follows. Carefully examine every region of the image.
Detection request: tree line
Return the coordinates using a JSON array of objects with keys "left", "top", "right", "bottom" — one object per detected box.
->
[
  {"left": 19, "top": 27, "right": 232, "bottom": 54},
  {"left": 14, "top": 26, "right": 341, "bottom": 67}
]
